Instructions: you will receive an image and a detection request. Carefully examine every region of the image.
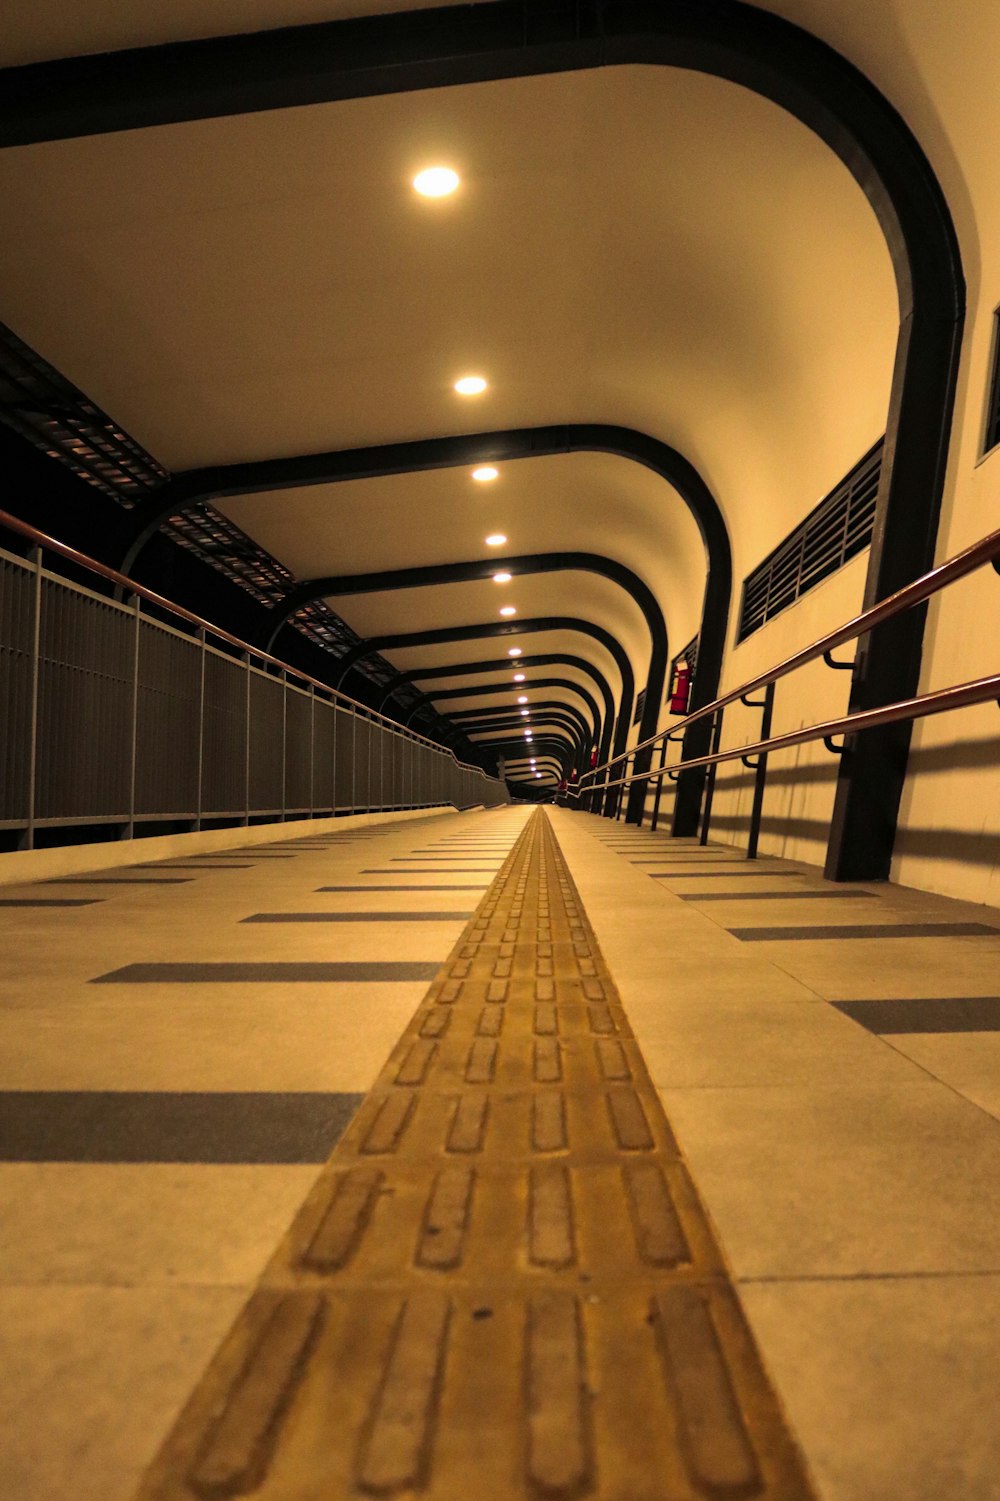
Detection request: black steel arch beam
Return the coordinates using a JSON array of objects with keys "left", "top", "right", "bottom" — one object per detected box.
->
[
  {"left": 457, "top": 709, "right": 590, "bottom": 765},
  {"left": 396, "top": 656, "right": 613, "bottom": 737},
  {"left": 335, "top": 615, "right": 632, "bottom": 809},
  {"left": 424, "top": 676, "right": 601, "bottom": 734},
  {"left": 0, "top": 0, "right": 964, "bottom": 869},
  {"left": 451, "top": 700, "right": 591, "bottom": 745},
  {"left": 477, "top": 734, "right": 572, "bottom": 769},
  {"left": 263, "top": 548, "right": 663, "bottom": 820},
  {"left": 464, "top": 711, "right": 588, "bottom": 764},
  {"left": 392, "top": 654, "right": 614, "bottom": 794},
  {"left": 112, "top": 424, "right": 723, "bottom": 828}
]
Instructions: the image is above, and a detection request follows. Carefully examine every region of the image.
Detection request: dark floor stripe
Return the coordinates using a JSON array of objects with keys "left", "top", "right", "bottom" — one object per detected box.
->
[
  {"left": 0, "top": 1090, "right": 364, "bottom": 1164},
  {"left": 242, "top": 911, "right": 474, "bottom": 923},
  {"left": 91, "top": 961, "right": 441, "bottom": 983},
  {"left": 363, "top": 867, "right": 500, "bottom": 874},
  {"left": 44, "top": 877, "right": 194, "bottom": 885},
  {"left": 0, "top": 897, "right": 103, "bottom": 907},
  {"left": 729, "top": 922, "right": 999, "bottom": 941},
  {"left": 679, "top": 889, "right": 877, "bottom": 902},
  {"left": 136, "top": 863, "right": 254, "bottom": 871},
  {"left": 318, "top": 884, "right": 489, "bottom": 892},
  {"left": 834, "top": 996, "right": 1000, "bottom": 1034},
  {"left": 629, "top": 857, "right": 745, "bottom": 865},
  {"left": 649, "top": 870, "right": 805, "bottom": 879},
  {"left": 390, "top": 856, "right": 502, "bottom": 862}
]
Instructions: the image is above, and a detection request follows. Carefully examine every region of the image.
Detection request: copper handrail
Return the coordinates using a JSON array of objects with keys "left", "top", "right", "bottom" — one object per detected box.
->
[
  {"left": 580, "top": 522, "right": 1000, "bottom": 784},
  {"left": 573, "top": 669, "right": 1000, "bottom": 795},
  {"left": 0, "top": 507, "right": 495, "bottom": 778}
]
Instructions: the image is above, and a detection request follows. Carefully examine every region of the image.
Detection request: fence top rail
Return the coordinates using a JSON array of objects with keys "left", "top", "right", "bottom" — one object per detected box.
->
[
  {"left": 570, "top": 668, "right": 1000, "bottom": 795},
  {"left": 583, "top": 521, "right": 1000, "bottom": 782},
  {"left": 0, "top": 510, "right": 499, "bottom": 782}
]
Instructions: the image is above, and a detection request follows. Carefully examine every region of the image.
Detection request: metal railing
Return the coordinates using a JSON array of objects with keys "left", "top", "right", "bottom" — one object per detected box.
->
[
  {"left": 0, "top": 511, "right": 507, "bottom": 848},
  {"left": 569, "top": 523, "right": 1000, "bottom": 852}
]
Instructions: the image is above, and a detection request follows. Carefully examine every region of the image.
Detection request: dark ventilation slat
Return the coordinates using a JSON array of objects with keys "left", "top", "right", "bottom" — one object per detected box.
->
[
  {"left": 985, "top": 313, "right": 1000, "bottom": 453},
  {"left": 737, "top": 438, "right": 883, "bottom": 642}
]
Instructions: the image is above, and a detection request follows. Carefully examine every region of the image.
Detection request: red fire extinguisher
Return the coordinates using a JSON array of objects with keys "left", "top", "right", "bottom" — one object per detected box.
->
[{"left": 669, "top": 659, "right": 692, "bottom": 715}]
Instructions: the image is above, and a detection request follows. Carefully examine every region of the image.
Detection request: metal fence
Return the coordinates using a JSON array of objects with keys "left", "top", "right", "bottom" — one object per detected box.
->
[{"left": 0, "top": 539, "right": 508, "bottom": 846}]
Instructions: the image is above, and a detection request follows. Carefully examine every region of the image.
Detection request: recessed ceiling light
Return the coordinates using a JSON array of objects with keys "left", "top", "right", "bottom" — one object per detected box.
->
[
  {"left": 517, "top": 695, "right": 527, "bottom": 703},
  {"left": 472, "top": 466, "right": 498, "bottom": 482},
  {"left": 499, "top": 605, "right": 516, "bottom": 617},
  {"left": 508, "top": 647, "right": 522, "bottom": 657},
  {"left": 413, "top": 166, "right": 459, "bottom": 197},
  {"left": 454, "top": 375, "right": 488, "bottom": 396},
  {"left": 535, "top": 772, "right": 542, "bottom": 779},
  {"left": 513, "top": 672, "right": 525, "bottom": 682},
  {"left": 492, "top": 571, "right": 512, "bottom": 584},
  {"left": 485, "top": 534, "right": 507, "bottom": 548},
  {"left": 520, "top": 709, "right": 529, "bottom": 717}
]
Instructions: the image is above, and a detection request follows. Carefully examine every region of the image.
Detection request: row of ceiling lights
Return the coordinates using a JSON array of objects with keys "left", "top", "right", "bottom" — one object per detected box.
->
[{"left": 415, "top": 165, "right": 547, "bottom": 779}]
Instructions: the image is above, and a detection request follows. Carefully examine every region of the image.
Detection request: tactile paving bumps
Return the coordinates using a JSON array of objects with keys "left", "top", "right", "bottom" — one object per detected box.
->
[{"left": 137, "top": 812, "right": 815, "bottom": 1500}]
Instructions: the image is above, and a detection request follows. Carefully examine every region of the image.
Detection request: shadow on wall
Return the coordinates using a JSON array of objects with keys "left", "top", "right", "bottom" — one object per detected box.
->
[
  {"left": 707, "top": 812, "right": 1000, "bottom": 868},
  {"left": 690, "top": 735, "right": 1000, "bottom": 867}
]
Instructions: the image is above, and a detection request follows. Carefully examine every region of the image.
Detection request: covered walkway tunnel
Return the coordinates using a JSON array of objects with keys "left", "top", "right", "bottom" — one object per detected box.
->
[{"left": 1, "top": 4, "right": 999, "bottom": 1498}]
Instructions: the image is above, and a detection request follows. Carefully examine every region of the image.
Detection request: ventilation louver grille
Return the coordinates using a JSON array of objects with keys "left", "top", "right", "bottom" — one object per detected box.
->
[
  {"left": 737, "top": 438, "right": 883, "bottom": 643},
  {"left": 632, "top": 687, "right": 647, "bottom": 726}
]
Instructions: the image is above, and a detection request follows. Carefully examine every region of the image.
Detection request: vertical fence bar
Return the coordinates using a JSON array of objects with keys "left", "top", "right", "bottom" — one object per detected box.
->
[
  {"left": 126, "top": 593, "right": 141, "bottom": 840},
  {"left": 244, "top": 651, "right": 251, "bottom": 825},
  {"left": 699, "top": 709, "right": 725, "bottom": 846},
  {"left": 280, "top": 669, "right": 287, "bottom": 823},
  {"left": 195, "top": 627, "right": 206, "bottom": 831},
  {"left": 649, "top": 736, "right": 670, "bottom": 832},
  {"left": 24, "top": 547, "right": 43, "bottom": 851},
  {"left": 746, "top": 682, "right": 775, "bottom": 860},
  {"left": 309, "top": 685, "right": 315, "bottom": 818}
]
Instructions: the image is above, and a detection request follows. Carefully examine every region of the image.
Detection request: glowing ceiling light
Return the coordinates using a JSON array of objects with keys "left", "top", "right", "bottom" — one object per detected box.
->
[
  {"left": 472, "top": 466, "right": 498, "bottom": 482},
  {"left": 413, "top": 166, "right": 459, "bottom": 197},
  {"left": 492, "top": 571, "right": 512, "bottom": 584},
  {"left": 508, "top": 647, "right": 522, "bottom": 657},
  {"left": 454, "top": 375, "right": 488, "bottom": 396},
  {"left": 520, "top": 709, "right": 529, "bottom": 717},
  {"left": 517, "top": 695, "right": 527, "bottom": 703},
  {"left": 485, "top": 534, "right": 507, "bottom": 548},
  {"left": 499, "top": 605, "right": 516, "bottom": 617},
  {"left": 536, "top": 772, "right": 542, "bottom": 779},
  {"left": 513, "top": 672, "right": 525, "bottom": 682}
]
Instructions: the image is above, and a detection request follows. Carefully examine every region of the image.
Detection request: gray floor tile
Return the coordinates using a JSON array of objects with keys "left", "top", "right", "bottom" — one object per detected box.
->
[
  {"left": 835, "top": 996, "right": 1000, "bottom": 1033},
  {"left": 0, "top": 1090, "right": 364, "bottom": 1163},
  {"left": 90, "top": 961, "right": 441, "bottom": 983},
  {"left": 241, "top": 910, "right": 474, "bottom": 923}
]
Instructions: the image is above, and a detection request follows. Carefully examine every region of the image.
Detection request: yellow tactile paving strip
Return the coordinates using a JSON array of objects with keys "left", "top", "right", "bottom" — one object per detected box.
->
[{"left": 136, "top": 810, "right": 815, "bottom": 1500}]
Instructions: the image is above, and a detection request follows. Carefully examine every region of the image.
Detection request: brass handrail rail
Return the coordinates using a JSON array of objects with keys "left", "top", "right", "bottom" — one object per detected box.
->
[
  {"left": 570, "top": 669, "right": 1000, "bottom": 795},
  {"left": 579, "top": 522, "right": 1000, "bottom": 785}
]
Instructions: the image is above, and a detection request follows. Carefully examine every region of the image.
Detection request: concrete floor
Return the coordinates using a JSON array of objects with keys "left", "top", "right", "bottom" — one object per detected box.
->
[
  {"left": 2, "top": 804, "right": 999, "bottom": 1499},
  {"left": 553, "top": 808, "right": 1000, "bottom": 1501}
]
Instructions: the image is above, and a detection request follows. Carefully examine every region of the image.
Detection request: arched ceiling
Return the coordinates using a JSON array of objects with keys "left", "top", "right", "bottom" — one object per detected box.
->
[{"left": 0, "top": 3, "right": 903, "bottom": 774}]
